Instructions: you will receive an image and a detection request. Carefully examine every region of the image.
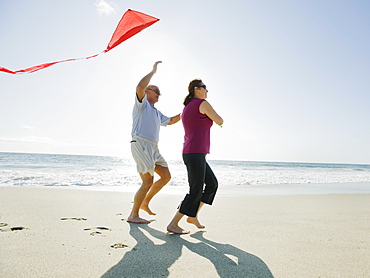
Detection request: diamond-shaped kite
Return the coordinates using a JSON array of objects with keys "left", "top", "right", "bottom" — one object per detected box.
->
[{"left": 0, "top": 9, "right": 159, "bottom": 74}]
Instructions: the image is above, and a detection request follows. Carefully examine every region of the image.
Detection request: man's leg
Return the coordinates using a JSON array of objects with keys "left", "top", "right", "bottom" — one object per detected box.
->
[
  {"left": 141, "top": 164, "right": 171, "bottom": 215},
  {"left": 127, "top": 172, "right": 154, "bottom": 224}
]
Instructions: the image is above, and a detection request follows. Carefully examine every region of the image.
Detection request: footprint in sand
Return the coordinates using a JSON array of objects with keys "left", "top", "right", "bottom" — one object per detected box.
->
[
  {"left": 0, "top": 224, "right": 28, "bottom": 232},
  {"left": 60, "top": 217, "right": 87, "bottom": 221},
  {"left": 84, "top": 226, "right": 111, "bottom": 236},
  {"left": 110, "top": 243, "right": 128, "bottom": 249}
]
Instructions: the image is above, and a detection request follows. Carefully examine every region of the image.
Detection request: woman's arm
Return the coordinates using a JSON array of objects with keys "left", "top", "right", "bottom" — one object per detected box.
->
[{"left": 199, "top": 101, "right": 223, "bottom": 126}]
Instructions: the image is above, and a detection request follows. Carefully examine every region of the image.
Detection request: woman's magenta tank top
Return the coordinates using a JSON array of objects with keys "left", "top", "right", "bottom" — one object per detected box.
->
[{"left": 182, "top": 98, "right": 213, "bottom": 154}]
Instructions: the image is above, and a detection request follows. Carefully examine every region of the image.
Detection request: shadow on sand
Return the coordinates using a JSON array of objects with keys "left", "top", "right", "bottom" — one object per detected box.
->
[{"left": 102, "top": 224, "right": 274, "bottom": 278}]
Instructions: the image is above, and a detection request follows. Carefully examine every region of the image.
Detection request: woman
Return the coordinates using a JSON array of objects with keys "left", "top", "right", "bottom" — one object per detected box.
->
[{"left": 167, "top": 79, "right": 223, "bottom": 234}]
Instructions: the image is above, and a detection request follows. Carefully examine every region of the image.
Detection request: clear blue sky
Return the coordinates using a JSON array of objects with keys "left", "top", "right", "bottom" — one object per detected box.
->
[{"left": 1, "top": 0, "right": 369, "bottom": 164}]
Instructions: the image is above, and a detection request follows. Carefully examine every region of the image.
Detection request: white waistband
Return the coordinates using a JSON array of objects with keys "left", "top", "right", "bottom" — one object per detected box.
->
[{"left": 132, "top": 135, "right": 157, "bottom": 145}]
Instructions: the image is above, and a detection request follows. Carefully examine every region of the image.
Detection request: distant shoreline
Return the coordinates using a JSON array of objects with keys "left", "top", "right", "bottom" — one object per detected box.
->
[{"left": 1, "top": 151, "right": 370, "bottom": 166}]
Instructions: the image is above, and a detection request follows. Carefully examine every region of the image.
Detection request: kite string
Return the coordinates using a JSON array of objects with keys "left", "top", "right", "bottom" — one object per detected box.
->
[
  {"left": 0, "top": 9, "right": 159, "bottom": 75},
  {"left": 9, "top": 51, "right": 107, "bottom": 75}
]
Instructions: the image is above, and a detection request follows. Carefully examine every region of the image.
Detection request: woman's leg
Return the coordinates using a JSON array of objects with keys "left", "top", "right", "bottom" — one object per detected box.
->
[
  {"left": 187, "top": 161, "right": 218, "bottom": 228},
  {"left": 167, "top": 153, "right": 205, "bottom": 233},
  {"left": 186, "top": 201, "right": 205, "bottom": 228},
  {"left": 179, "top": 154, "right": 206, "bottom": 217},
  {"left": 167, "top": 210, "right": 190, "bottom": 234},
  {"left": 202, "top": 161, "right": 218, "bottom": 205}
]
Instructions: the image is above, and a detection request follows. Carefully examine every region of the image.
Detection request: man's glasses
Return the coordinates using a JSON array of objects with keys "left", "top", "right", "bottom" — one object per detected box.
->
[
  {"left": 148, "top": 88, "right": 161, "bottom": 95},
  {"left": 198, "top": 85, "right": 207, "bottom": 90}
]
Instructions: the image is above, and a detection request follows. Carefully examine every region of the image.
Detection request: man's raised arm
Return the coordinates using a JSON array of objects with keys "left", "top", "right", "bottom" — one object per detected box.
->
[{"left": 136, "top": 61, "right": 162, "bottom": 101}]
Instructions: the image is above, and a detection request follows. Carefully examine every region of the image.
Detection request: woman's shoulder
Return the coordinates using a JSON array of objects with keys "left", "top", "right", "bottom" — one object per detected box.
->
[{"left": 189, "top": 98, "right": 205, "bottom": 105}]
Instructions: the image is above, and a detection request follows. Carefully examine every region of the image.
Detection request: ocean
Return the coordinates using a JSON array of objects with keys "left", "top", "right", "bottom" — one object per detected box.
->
[{"left": 1, "top": 152, "right": 370, "bottom": 195}]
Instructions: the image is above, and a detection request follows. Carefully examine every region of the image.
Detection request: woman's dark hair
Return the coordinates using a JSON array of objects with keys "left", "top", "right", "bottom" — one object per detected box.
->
[{"left": 183, "top": 79, "right": 203, "bottom": 106}]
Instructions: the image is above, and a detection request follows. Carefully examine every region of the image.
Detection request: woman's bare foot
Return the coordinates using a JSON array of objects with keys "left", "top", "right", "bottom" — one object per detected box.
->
[
  {"left": 140, "top": 204, "right": 156, "bottom": 215},
  {"left": 167, "top": 225, "right": 190, "bottom": 234},
  {"left": 127, "top": 216, "right": 150, "bottom": 224},
  {"left": 187, "top": 217, "right": 205, "bottom": 229}
]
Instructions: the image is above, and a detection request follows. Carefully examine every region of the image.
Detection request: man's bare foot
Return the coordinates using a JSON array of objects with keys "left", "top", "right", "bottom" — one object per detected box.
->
[
  {"left": 167, "top": 225, "right": 190, "bottom": 234},
  {"left": 187, "top": 217, "right": 205, "bottom": 229},
  {"left": 140, "top": 204, "right": 156, "bottom": 215},
  {"left": 127, "top": 216, "right": 150, "bottom": 224}
]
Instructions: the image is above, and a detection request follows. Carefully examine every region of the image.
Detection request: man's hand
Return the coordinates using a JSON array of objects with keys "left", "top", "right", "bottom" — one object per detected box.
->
[
  {"left": 152, "top": 61, "right": 162, "bottom": 73},
  {"left": 168, "top": 113, "right": 181, "bottom": 125},
  {"left": 136, "top": 61, "right": 163, "bottom": 101}
]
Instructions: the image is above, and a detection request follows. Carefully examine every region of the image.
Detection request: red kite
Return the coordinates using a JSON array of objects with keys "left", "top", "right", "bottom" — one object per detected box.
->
[{"left": 0, "top": 9, "right": 159, "bottom": 74}]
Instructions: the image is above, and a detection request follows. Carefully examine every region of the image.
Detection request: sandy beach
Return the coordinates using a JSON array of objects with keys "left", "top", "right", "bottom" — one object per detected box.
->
[{"left": 1, "top": 186, "right": 369, "bottom": 278}]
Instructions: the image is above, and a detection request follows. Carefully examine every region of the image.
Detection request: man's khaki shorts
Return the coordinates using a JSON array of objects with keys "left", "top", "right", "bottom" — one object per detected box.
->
[{"left": 131, "top": 136, "right": 168, "bottom": 176}]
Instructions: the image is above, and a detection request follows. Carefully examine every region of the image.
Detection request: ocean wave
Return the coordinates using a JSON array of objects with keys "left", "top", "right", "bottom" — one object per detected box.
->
[{"left": 1, "top": 152, "right": 370, "bottom": 188}]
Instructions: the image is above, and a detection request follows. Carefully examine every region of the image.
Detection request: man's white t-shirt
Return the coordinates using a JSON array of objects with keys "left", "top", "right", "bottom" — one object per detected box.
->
[{"left": 131, "top": 95, "right": 170, "bottom": 143}]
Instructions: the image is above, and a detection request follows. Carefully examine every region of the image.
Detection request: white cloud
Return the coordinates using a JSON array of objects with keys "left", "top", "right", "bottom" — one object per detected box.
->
[
  {"left": 0, "top": 136, "right": 118, "bottom": 149},
  {"left": 94, "top": 0, "right": 116, "bottom": 16},
  {"left": 0, "top": 136, "right": 125, "bottom": 156},
  {"left": 0, "top": 136, "right": 62, "bottom": 145},
  {"left": 21, "top": 125, "right": 35, "bottom": 130}
]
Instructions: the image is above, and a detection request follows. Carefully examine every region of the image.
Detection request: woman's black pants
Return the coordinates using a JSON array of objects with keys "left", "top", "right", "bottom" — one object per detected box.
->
[{"left": 179, "top": 153, "right": 218, "bottom": 217}]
